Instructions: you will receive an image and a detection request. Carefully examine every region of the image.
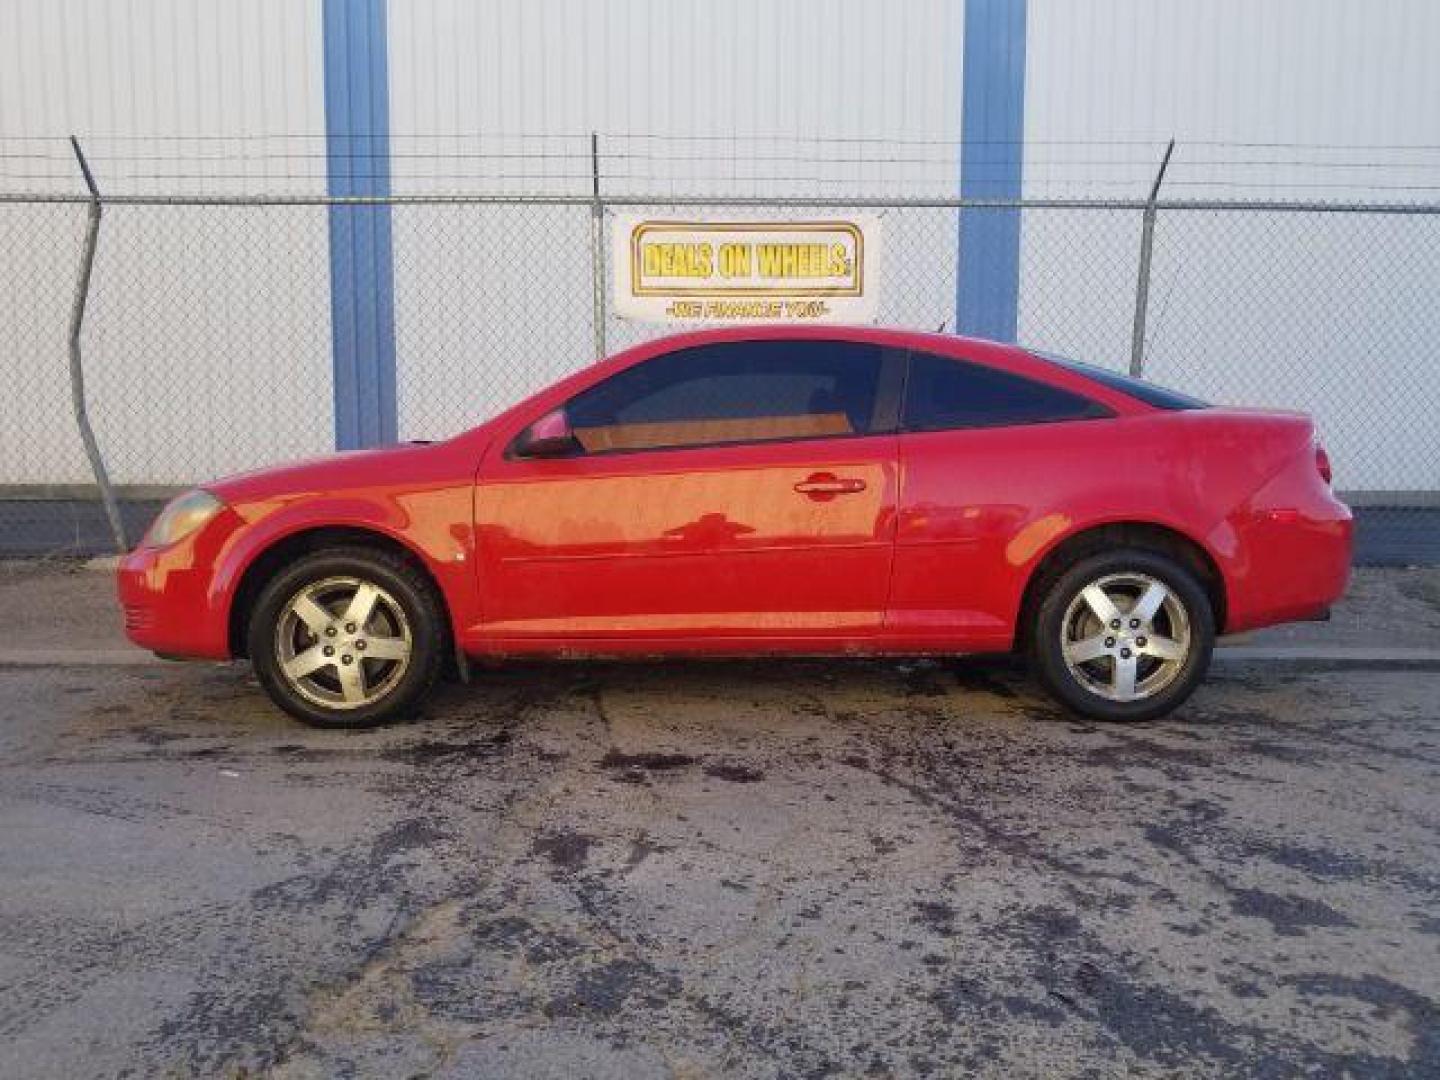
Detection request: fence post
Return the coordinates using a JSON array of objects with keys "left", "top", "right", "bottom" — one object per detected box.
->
[
  {"left": 1128, "top": 138, "right": 1175, "bottom": 378},
  {"left": 589, "top": 131, "right": 608, "bottom": 362},
  {"left": 67, "top": 136, "right": 128, "bottom": 553}
]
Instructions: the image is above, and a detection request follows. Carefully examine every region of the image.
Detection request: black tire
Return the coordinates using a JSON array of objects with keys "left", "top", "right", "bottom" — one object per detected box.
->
[
  {"left": 1029, "top": 547, "right": 1214, "bottom": 722},
  {"left": 247, "top": 545, "right": 446, "bottom": 728}
]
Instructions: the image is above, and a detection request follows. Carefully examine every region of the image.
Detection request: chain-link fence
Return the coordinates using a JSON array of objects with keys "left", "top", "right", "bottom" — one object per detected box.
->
[{"left": 2, "top": 188, "right": 1437, "bottom": 562}]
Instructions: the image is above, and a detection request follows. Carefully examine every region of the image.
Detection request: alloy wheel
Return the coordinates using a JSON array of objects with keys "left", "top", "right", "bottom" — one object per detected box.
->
[
  {"left": 1059, "top": 572, "right": 1192, "bottom": 702},
  {"left": 274, "top": 576, "right": 413, "bottom": 710}
]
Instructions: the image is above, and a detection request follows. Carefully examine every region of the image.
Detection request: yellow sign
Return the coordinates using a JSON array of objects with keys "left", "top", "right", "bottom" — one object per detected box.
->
[{"left": 612, "top": 216, "right": 880, "bottom": 323}]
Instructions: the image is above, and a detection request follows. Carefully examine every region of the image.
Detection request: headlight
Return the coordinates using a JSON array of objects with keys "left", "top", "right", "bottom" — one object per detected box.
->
[{"left": 145, "top": 489, "right": 224, "bottom": 547}]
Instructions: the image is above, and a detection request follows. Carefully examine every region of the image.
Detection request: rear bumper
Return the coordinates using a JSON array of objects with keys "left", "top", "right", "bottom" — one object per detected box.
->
[{"left": 1218, "top": 496, "right": 1354, "bottom": 635}]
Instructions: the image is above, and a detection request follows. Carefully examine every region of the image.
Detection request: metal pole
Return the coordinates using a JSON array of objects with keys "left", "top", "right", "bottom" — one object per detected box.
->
[
  {"left": 67, "top": 136, "right": 128, "bottom": 552},
  {"left": 589, "top": 131, "right": 608, "bottom": 362},
  {"left": 1129, "top": 138, "right": 1175, "bottom": 378}
]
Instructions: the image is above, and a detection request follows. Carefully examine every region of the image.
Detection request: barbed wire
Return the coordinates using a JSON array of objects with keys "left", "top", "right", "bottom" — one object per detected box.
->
[
  {"left": 1, "top": 130, "right": 1440, "bottom": 151},
  {"left": 5, "top": 135, "right": 1440, "bottom": 204}
]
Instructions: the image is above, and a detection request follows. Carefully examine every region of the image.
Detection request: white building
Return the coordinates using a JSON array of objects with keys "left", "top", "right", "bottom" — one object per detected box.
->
[{"left": 1, "top": 0, "right": 1437, "bottom": 496}]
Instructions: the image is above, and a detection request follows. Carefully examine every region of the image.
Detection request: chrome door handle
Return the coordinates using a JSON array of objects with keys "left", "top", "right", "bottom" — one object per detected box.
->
[{"left": 794, "top": 473, "right": 867, "bottom": 499}]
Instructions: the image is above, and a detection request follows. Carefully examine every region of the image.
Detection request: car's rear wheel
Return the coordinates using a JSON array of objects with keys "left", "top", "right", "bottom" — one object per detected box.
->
[
  {"left": 247, "top": 546, "right": 445, "bottom": 728},
  {"left": 1030, "top": 548, "right": 1214, "bottom": 722}
]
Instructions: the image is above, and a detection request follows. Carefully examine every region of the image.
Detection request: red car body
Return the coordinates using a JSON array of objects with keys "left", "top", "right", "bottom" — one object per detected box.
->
[{"left": 119, "top": 326, "right": 1352, "bottom": 665}]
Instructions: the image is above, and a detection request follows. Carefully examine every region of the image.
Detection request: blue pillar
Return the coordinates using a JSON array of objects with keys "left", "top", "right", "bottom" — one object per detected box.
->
[
  {"left": 323, "top": 0, "right": 397, "bottom": 449},
  {"left": 956, "top": 0, "right": 1027, "bottom": 343}
]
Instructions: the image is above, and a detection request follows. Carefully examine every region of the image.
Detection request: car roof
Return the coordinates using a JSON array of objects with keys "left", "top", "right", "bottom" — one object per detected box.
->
[
  {"left": 600, "top": 324, "right": 1153, "bottom": 418},
  {"left": 459, "top": 324, "right": 1154, "bottom": 450},
  {"left": 618, "top": 323, "right": 986, "bottom": 354}
]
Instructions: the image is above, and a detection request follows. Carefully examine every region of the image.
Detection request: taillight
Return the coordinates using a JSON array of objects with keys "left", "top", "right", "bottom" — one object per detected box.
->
[{"left": 1315, "top": 443, "right": 1333, "bottom": 485}]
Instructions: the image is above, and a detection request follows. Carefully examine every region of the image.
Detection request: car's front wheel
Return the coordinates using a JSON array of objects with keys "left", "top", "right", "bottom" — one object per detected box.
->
[
  {"left": 247, "top": 546, "right": 446, "bottom": 728},
  {"left": 1030, "top": 548, "right": 1215, "bottom": 722}
]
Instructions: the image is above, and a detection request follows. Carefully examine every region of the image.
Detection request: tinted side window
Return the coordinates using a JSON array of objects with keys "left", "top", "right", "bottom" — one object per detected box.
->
[
  {"left": 566, "top": 339, "right": 886, "bottom": 453},
  {"left": 903, "top": 351, "right": 1111, "bottom": 431}
]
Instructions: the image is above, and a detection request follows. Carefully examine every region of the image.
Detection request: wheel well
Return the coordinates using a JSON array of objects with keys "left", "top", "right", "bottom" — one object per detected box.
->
[
  {"left": 227, "top": 526, "right": 453, "bottom": 658},
  {"left": 1014, "top": 522, "right": 1227, "bottom": 650}
]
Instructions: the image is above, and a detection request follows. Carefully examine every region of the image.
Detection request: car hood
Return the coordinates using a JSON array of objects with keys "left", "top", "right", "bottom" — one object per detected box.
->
[{"left": 204, "top": 441, "right": 453, "bottom": 505}]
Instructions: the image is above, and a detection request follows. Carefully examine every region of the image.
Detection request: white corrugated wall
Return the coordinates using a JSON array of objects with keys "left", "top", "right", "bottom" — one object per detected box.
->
[
  {"left": 1021, "top": 0, "right": 1440, "bottom": 491},
  {"left": 0, "top": 0, "right": 332, "bottom": 485},
  {"left": 0, "top": 0, "right": 1436, "bottom": 491},
  {"left": 384, "top": 0, "right": 967, "bottom": 438}
]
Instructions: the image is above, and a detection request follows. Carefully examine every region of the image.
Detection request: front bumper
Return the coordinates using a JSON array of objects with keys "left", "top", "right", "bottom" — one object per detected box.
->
[{"left": 117, "top": 516, "right": 239, "bottom": 660}]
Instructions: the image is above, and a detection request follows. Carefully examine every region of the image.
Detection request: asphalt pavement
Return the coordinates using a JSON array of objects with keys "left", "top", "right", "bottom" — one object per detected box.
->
[{"left": 0, "top": 563, "right": 1438, "bottom": 1077}]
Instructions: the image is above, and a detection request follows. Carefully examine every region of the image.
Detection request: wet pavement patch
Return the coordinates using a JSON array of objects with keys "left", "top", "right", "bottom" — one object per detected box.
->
[
  {"left": 381, "top": 729, "right": 513, "bottom": 766},
  {"left": 703, "top": 761, "right": 764, "bottom": 783},
  {"left": 544, "top": 958, "right": 681, "bottom": 1020},
  {"left": 1227, "top": 886, "right": 1356, "bottom": 936},
  {"left": 913, "top": 900, "right": 957, "bottom": 936},
  {"left": 949, "top": 661, "right": 1021, "bottom": 698},
  {"left": 599, "top": 748, "right": 698, "bottom": 784},
  {"left": 599, "top": 749, "right": 697, "bottom": 772},
  {"left": 532, "top": 830, "right": 595, "bottom": 872}
]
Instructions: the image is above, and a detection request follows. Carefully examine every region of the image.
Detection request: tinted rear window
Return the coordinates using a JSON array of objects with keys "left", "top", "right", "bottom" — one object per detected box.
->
[
  {"left": 1033, "top": 351, "right": 1209, "bottom": 410},
  {"left": 903, "top": 351, "right": 1111, "bottom": 431}
]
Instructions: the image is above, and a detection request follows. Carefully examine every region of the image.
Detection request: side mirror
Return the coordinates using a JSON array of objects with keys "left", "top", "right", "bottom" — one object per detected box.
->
[{"left": 512, "top": 408, "right": 581, "bottom": 459}]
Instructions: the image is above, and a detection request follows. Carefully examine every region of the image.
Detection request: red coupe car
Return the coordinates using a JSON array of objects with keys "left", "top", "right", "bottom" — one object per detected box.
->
[{"left": 119, "top": 326, "right": 1352, "bottom": 727}]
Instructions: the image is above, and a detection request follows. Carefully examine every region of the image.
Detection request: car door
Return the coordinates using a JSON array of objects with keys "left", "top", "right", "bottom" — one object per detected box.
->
[
  {"left": 473, "top": 337, "right": 903, "bottom": 646},
  {"left": 888, "top": 349, "right": 1117, "bottom": 649}
]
